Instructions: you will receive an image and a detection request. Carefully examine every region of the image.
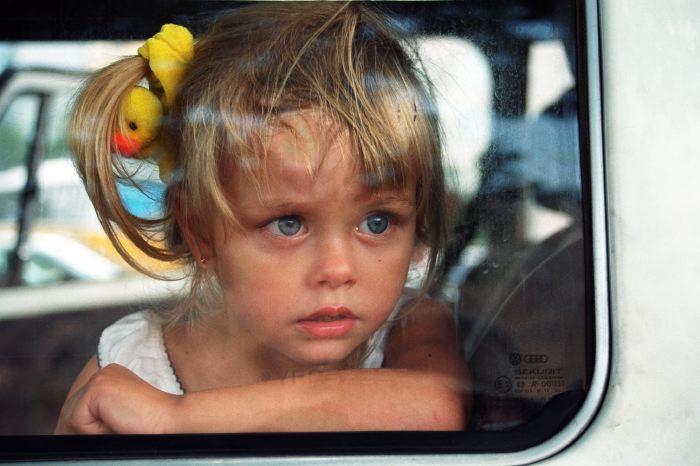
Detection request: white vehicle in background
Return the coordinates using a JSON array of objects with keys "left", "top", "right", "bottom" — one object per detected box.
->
[
  {"left": 0, "top": 0, "right": 697, "bottom": 464},
  {"left": 0, "top": 228, "right": 125, "bottom": 286}
]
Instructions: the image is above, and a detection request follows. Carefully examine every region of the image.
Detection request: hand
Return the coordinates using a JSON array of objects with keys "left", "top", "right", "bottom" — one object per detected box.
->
[{"left": 54, "top": 364, "right": 180, "bottom": 434}]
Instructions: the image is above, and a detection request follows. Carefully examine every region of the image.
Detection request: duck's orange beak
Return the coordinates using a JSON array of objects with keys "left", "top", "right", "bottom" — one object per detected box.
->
[{"left": 111, "top": 132, "right": 142, "bottom": 157}]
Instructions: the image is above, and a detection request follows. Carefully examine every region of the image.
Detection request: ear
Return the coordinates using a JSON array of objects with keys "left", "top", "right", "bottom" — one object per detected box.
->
[{"left": 173, "top": 192, "right": 215, "bottom": 268}]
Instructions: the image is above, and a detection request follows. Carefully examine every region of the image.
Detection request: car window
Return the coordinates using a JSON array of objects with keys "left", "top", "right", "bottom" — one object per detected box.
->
[
  {"left": 0, "top": 94, "right": 41, "bottom": 226},
  {"left": 0, "top": 0, "right": 602, "bottom": 461}
]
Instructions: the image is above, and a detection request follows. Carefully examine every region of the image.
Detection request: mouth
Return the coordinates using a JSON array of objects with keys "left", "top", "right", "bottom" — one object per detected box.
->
[{"left": 297, "top": 307, "right": 357, "bottom": 338}]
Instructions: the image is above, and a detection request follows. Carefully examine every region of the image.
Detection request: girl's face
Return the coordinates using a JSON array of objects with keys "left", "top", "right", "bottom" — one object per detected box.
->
[{"left": 206, "top": 110, "right": 417, "bottom": 368}]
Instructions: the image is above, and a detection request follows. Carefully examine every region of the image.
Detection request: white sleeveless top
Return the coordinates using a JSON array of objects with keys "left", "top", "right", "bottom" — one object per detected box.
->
[{"left": 97, "top": 309, "right": 398, "bottom": 395}]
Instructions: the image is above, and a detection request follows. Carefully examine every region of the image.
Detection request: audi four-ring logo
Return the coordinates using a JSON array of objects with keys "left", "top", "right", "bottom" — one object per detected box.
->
[
  {"left": 510, "top": 353, "right": 549, "bottom": 365},
  {"left": 523, "top": 354, "right": 549, "bottom": 364}
]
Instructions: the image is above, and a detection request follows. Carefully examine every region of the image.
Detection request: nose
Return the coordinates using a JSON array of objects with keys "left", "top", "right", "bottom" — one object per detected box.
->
[{"left": 311, "top": 234, "right": 356, "bottom": 289}]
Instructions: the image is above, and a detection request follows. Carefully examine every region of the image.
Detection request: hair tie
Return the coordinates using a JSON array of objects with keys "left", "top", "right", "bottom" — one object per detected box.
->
[{"left": 111, "top": 24, "right": 194, "bottom": 183}]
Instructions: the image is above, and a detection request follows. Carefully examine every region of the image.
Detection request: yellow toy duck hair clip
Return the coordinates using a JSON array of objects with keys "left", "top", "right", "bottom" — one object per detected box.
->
[{"left": 111, "top": 24, "right": 194, "bottom": 182}]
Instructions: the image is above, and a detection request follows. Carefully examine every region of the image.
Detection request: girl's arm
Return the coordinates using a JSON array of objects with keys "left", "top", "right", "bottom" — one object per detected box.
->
[
  {"left": 55, "top": 357, "right": 179, "bottom": 434},
  {"left": 56, "top": 299, "right": 469, "bottom": 434},
  {"left": 175, "top": 299, "right": 469, "bottom": 432}
]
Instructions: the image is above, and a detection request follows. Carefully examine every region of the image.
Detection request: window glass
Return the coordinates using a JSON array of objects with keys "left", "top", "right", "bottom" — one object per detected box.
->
[
  {"left": 441, "top": 5, "right": 589, "bottom": 432},
  {"left": 20, "top": 251, "right": 72, "bottom": 286},
  {"left": 0, "top": 88, "right": 131, "bottom": 288},
  {"left": 0, "top": 94, "right": 41, "bottom": 286},
  {"left": 0, "top": 0, "right": 595, "bottom": 458},
  {"left": 0, "top": 94, "right": 41, "bottom": 170},
  {"left": 35, "top": 90, "right": 103, "bottom": 226},
  {"left": 0, "top": 94, "right": 40, "bottom": 219}
]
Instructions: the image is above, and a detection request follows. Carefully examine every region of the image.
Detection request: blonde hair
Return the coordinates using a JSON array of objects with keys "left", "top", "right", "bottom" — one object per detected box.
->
[{"left": 70, "top": 2, "right": 447, "bottom": 326}]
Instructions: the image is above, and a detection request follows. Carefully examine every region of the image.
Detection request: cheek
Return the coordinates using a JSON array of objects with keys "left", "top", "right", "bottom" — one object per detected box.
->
[
  {"left": 214, "top": 246, "right": 300, "bottom": 309},
  {"left": 217, "top": 264, "right": 296, "bottom": 334},
  {"left": 365, "top": 245, "right": 415, "bottom": 292}
]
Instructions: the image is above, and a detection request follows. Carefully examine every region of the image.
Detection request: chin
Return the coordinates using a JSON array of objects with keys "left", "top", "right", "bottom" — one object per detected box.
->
[{"left": 291, "top": 342, "right": 359, "bottom": 368}]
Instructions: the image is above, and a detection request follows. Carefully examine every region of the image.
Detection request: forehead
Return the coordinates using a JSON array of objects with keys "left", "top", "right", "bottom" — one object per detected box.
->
[
  {"left": 227, "top": 110, "right": 414, "bottom": 206},
  {"left": 266, "top": 109, "right": 347, "bottom": 181}
]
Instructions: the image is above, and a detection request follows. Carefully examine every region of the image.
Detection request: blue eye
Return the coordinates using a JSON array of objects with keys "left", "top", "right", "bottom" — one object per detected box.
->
[
  {"left": 359, "top": 213, "right": 390, "bottom": 235},
  {"left": 267, "top": 216, "right": 304, "bottom": 237}
]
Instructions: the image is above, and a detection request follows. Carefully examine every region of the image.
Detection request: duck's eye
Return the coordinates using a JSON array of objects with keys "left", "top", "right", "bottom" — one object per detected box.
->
[{"left": 128, "top": 121, "right": 138, "bottom": 131}]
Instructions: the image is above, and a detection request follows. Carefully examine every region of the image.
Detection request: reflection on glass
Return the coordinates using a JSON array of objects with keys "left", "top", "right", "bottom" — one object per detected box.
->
[{"left": 433, "top": 1, "right": 589, "bottom": 433}]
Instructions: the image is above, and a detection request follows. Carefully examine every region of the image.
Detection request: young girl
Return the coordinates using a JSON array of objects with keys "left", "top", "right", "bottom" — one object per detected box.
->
[{"left": 55, "top": 2, "right": 468, "bottom": 434}]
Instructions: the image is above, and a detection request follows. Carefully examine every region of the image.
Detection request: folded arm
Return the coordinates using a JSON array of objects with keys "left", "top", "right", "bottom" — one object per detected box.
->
[{"left": 56, "top": 299, "right": 469, "bottom": 434}]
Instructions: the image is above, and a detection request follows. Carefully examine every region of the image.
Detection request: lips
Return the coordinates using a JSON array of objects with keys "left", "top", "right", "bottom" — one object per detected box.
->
[{"left": 297, "top": 306, "right": 356, "bottom": 338}]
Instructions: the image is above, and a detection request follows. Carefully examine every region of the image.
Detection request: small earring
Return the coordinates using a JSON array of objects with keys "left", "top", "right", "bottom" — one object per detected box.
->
[{"left": 199, "top": 256, "right": 208, "bottom": 266}]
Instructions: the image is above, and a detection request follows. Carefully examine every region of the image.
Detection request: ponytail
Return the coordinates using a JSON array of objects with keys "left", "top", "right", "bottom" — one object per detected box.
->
[{"left": 69, "top": 57, "right": 185, "bottom": 277}]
